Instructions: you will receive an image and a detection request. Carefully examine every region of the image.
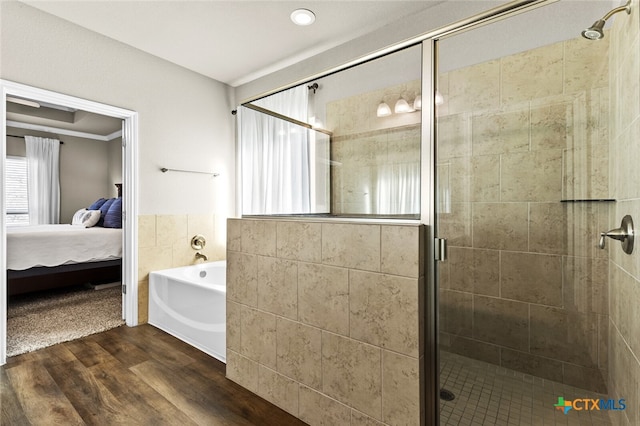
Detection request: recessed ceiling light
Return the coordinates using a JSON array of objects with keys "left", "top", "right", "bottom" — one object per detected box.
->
[{"left": 291, "top": 9, "right": 315, "bottom": 26}]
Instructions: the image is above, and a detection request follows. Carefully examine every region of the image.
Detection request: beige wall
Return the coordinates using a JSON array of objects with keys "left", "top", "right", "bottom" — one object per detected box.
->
[
  {"left": 107, "top": 137, "right": 122, "bottom": 198},
  {"left": 137, "top": 214, "right": 223, "bottom": 323},
  {"left": 608, "top": 1, "right": 640, "bottom": 424},
  {"left": 6, "top": 135, "right": 25, "bottom": 156},
  {"left": 59, "top": 134, "right": 113, "bottom": 222},
  {"left": 5, "top": 130, "right": 114, "bottom": 224},
  {"left": 437, "top": 35, "right": 611, "bottom": 393},
  {"left": 226, "top": 218, "right": 423, "bottom": 425}
]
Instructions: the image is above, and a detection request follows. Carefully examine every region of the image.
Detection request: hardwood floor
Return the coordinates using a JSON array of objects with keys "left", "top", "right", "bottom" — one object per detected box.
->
[{"left": 1, "top": 324, "right": 307, "bottom": 425}]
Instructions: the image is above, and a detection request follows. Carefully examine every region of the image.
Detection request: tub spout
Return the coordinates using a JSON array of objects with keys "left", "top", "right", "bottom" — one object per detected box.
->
[{"left": 195, "top": 252, "right": 208, "bottom": 261}]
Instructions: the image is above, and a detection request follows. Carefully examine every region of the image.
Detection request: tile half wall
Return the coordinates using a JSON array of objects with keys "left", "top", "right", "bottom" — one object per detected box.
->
[{"left": 226, "top": 218, "right": 424, "bottom": 425}]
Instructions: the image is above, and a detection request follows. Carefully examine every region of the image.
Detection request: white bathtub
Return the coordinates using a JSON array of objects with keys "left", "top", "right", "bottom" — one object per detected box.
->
[{"left": 149, "top": 260, "right": 226, "bottom": 362}]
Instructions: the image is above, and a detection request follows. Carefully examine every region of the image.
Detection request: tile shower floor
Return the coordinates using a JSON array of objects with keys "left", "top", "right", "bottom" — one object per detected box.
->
[{"left": 439, "top": 351, "right": 616, "bottom": 425}]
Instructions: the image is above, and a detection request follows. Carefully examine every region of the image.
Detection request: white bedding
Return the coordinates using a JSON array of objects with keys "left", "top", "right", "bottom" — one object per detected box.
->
[{"left": 7, "top": 225, "right": 122, "bottom": 271}]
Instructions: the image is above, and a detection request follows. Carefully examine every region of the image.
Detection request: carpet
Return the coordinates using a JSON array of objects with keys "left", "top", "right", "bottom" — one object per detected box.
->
[{"left": 7, "top": 285, "right": 125, "bottom": 357}]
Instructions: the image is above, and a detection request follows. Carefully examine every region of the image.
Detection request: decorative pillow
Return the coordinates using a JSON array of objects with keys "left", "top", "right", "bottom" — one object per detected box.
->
[
  {"left": 71, "top": 209, "right": 101, "bottom": 227},
  {"left": 97, "top": 198, "right": 116, "bottom": 227},
  {"left": 88, "top": 198, "right": 107, "bottom": 210},
  {"left": 71, "top": 208, "right": 89, "bottom": 224},
  {"left": 82, "top": 210, "right": 101, "bottom": 227},
  {"left": 103, "top": 197, "right": 122, "bottom": 228}
]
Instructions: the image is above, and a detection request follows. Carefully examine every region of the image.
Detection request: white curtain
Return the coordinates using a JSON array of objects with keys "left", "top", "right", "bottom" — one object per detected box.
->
[
  {"left": 376, "top": 162, "right": 420, "bottom": 215},
  {"left": 25, "top": 136, "right": 60, "bottom": 224},
  {"left": 240, "top": 85, "right": 311, "bottom": 215}
]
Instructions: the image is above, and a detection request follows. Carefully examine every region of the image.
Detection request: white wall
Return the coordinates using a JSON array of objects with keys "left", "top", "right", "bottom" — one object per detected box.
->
[{"left": 0, "top": 1, "right": 235, "bottom": 221}]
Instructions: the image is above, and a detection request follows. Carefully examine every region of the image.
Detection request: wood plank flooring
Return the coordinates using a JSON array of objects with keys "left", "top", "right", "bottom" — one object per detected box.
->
[{"left": 1, "top": 324, "right": 307, "bottom": 425}]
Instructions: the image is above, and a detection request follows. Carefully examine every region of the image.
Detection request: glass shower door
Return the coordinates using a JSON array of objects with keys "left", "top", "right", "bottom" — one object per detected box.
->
[{"left": 434, "top": 1, "right": 635, "bottom": 424}]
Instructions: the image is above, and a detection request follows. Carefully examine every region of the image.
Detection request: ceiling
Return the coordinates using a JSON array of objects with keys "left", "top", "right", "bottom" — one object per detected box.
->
[
  {"left": 22, "top": 1, "right": 444, "bottom": 87},
  {"left": 9, "top": 1, "right": 611, "bottom": 137},
  {"left": 6, "top": 100, "right": 123, "bottom": 139}
]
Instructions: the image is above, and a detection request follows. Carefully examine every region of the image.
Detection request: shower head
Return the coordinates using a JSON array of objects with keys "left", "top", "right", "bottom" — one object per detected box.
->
[
  {"left": 582, "top": 0, "right": 631, "bottom": 40},
  {"left": 582, "top": 20, "right": 606, "bottom": 40}
]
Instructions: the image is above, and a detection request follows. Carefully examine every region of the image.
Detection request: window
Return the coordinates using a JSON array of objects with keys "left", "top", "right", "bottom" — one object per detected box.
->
[{"left": 6, "top": 156, "right": 29, "bottom": 226}]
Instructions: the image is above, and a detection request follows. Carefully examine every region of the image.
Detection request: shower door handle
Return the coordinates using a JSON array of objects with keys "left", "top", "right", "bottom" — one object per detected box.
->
[
  {"left": 434, "top": 238, "right": 447, "bottom": 262},
  {"left": 599, "top": 215, "right": 634, "bottom": 254}
]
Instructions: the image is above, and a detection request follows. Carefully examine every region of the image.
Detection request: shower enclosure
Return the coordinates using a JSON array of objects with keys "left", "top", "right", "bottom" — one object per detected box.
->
[
  {"left": 435, "top": 1, "right": 638, "bottom": 424},
  {"left": 234, "top": 0, "right": 639, "bottom": 424}
]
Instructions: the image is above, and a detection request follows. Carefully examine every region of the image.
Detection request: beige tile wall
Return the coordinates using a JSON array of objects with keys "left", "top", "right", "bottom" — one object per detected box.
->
[
  {"left": 227, "top": 218, "right": 424, "bottom": 426},
  {"left": 137, "top": 213, "right": 222, "bottom": 323},
  {"left": 608, "top": 2, "right": 640, "bottom": 424},
  {"left": 437, "top": 34, "right": 612, "bottom": 393},
  {"left": 327, "top": 81, "right": 421, "bottom": 216}
]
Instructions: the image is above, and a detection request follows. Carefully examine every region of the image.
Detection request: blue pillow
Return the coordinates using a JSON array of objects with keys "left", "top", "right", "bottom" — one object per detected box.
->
[
  {"left": 97, "top": 198, "right": 116, "bottom": 227},
  {"left": 103, "top": 197, "right": 122, "bottom": 228},
  {"left": 88, "top": 197, "right": 107, "bottom": 210}
]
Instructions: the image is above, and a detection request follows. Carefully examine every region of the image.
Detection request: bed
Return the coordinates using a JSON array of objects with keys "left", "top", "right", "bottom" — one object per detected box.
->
[{"left": 7, "top": 224, "right": 123, "bottom": 296}]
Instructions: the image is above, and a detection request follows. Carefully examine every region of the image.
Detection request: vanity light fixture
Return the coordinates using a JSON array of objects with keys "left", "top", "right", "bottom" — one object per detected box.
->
[
  {"left": 291, "top": 9, "right": 316, "bottom": 26},
  {"left": 394, "top": 98, "right": 414, "bottom": 113},
  {"left": 376, "top": 101, "right": 392, "bottom": 117},
  {"left": 413, "top": 95, "right": 422, "bottom": 110}
]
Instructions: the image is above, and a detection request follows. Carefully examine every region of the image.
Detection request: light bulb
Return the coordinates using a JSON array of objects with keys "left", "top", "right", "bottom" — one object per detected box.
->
[
  {"left": 377, "top": 101, "right": 392, "bottom": 117},
  {"left": 291, "top": 9, "right": 316, "bottom": 26},
  {"left": 395, "top": 98, "right": 413, "bottom": 113},
  {"left": 413, "top": 95, "right": 422, "bottom": 110}
]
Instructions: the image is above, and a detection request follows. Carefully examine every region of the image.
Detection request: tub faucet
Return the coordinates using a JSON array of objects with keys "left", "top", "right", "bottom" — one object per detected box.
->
[{"left": 195, "top": 252, "right": 208, "bottom": 261}]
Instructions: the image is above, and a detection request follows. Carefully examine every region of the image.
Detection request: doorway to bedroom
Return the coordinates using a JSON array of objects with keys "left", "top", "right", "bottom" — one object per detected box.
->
[{"left": 0, "top": 80, "right": 139, "bottom": 365}]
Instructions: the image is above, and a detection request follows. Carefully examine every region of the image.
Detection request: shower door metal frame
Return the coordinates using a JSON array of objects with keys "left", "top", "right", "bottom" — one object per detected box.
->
[
  {"left": 420, "top": 38, "right": 439, "bottom": 426},
  {"left": 419, "top": 1, "right": 555, "bottom": 424}
]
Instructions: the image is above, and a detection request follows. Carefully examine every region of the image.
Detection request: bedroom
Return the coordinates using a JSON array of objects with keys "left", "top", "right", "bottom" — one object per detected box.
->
[{"left": 5, "top": 97, "right": 125, "bottom": 356}]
